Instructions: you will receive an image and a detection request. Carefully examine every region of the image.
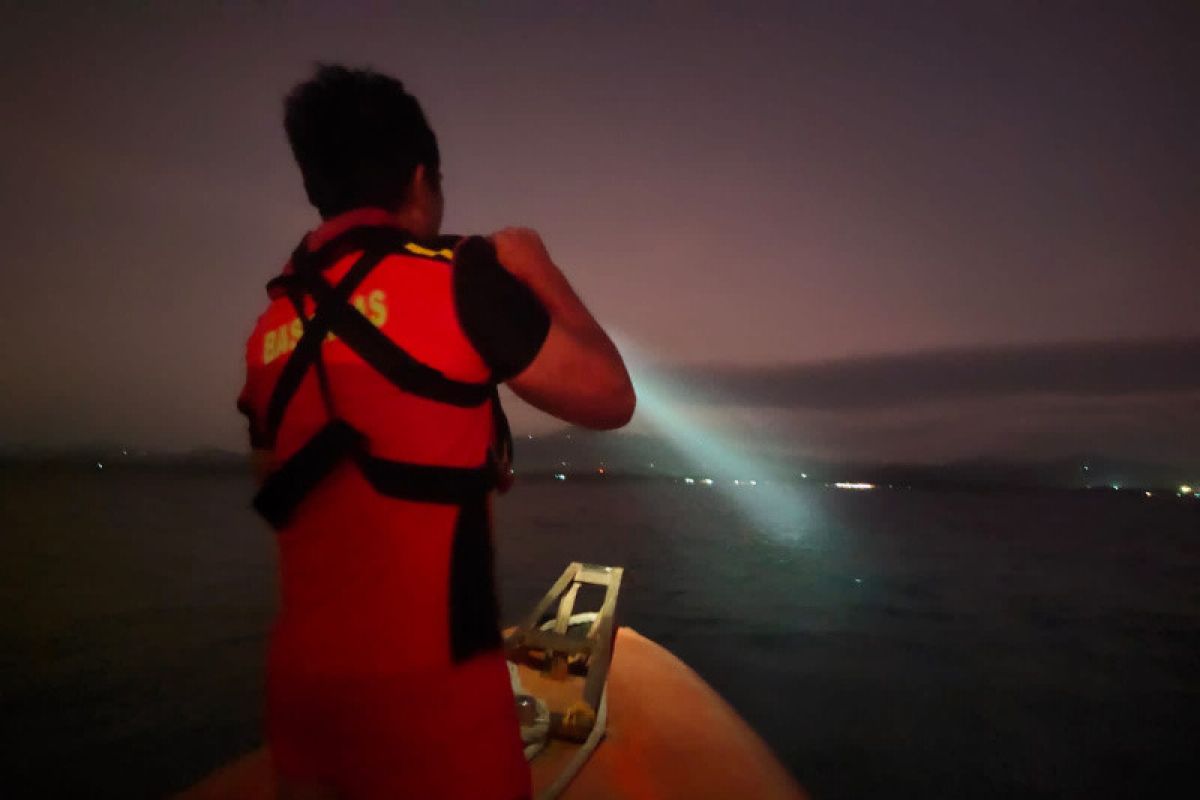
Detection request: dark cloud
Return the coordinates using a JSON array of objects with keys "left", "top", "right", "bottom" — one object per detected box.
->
[{"left": 661, "top": 338, "right": 1200, "bottom": 409}]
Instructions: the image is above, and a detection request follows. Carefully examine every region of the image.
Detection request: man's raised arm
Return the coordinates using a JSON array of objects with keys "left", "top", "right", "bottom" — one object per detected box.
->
[{"left": 491, "top": 228, "right": 635, "bottom": 430}]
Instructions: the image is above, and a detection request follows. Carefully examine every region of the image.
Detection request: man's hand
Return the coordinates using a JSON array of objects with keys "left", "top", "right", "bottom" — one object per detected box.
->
[
  {"left": 489, "top": 227, "right": 635, "bottom": 430},
  {"left": 489, "top": 227, "right": 558, "bottom": 290}
]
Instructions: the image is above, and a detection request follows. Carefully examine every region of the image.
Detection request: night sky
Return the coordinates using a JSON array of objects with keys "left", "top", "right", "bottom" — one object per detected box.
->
[{"left": 1, "top": 2, "right": 1196, "bottom": 463}]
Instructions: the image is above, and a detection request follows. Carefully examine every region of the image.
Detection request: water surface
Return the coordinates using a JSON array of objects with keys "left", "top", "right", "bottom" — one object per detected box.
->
[{"left": 2, "top": 468, "right": 1196, "bottom": 797}]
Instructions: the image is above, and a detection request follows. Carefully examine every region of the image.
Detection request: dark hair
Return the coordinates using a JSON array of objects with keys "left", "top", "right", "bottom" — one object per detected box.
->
[{"left": 284, "top": 64, "right": 440, "bottom": 219}]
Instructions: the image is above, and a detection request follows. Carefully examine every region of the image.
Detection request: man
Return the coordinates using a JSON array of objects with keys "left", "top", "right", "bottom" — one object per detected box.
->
[{"left": 237, "top": 64, "right": 634, "bottom": 799}]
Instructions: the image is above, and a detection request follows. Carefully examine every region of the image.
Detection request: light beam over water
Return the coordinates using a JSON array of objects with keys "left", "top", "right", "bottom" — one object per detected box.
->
[{"left": 622, "top": 345, "right": 810, "bottom": 541}]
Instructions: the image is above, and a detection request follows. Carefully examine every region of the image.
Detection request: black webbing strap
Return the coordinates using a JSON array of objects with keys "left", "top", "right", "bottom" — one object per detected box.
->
[
  {"left": 262, "top": 230, "right": 491, "bottom": 447},
  {"left": 286, "top": 291, "right": 338, "bottom": 418},
  {"left": 263, "top": 247, "right": 388, "bottom": 444},
  {"left": 253, "top": 226, "right": 501, "bottom": 529},
  {"left": 291, "top": 265, "right": 491, "bottom": 409},
  {"left": 357, "top": 455, "right": 495, "bottom": 506},
  {"left": 252, "top": 422, "right": 496, "bottom": 529},
  {"left": 253, "top": 419, "right": 365, "bottom": 528}
]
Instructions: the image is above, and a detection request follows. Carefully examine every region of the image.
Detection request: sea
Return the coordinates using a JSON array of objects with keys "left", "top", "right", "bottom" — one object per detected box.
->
[{"left": 2, "top": 466, "right": 1197, "bottom": 799}]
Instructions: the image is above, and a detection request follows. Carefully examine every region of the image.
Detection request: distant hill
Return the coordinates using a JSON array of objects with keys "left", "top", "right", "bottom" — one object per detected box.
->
[
  {"left": 511, "top": 427, "right": 1198, "bottom": 492},
  {"left": 3, "top": 431, "right": 1196, "bottom": 492},
  {"left": 0, "top": 445, "right": 247, "bottom": 472}
]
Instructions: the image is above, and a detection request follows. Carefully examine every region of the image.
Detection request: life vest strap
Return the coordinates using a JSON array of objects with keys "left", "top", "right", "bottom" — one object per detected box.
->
[
  {"left": 253, "top": 419, "right": 366, "bottom": 529},
  {"left": 264, "top": 247, "right": 390, "bottom": 445},
  {"left": 294, "top": 264, "right": 492, "bottom": 409},
  {"left": 255, "top": 225, "right": 504, "bottom": 531},
  {"left": 263, "top": 229, "right": 492, "bottom": 448},
  {"left": 253, "top": 419, "right": 496, "bottom": 530},
  {"left": 357, "top": 453, "right": 495, "bottom": 506}
]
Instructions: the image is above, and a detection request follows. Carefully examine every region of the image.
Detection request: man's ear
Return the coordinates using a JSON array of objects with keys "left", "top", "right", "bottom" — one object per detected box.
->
[
  {"left": 409, "top": 163, "right": 443, "bottom": 205},
  {"left": 409, "top": 163, "right": 429, "bottom": 200},
  {"left": 403, "top": 162, "right": 444, "bottom": 238}
]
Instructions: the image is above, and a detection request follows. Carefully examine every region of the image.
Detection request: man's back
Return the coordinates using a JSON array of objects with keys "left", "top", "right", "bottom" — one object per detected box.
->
[
  {"left": 243, "top": 64, "right": 633, "bottom": 800},
  {"left": 239, "top": 209, "right": 550, "bottom": 797}
]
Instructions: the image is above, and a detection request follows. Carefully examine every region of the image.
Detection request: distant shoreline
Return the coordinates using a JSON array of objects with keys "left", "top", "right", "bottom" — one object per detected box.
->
[{"left": 2, "top": 455, "right": 1195, "bottom": 498}]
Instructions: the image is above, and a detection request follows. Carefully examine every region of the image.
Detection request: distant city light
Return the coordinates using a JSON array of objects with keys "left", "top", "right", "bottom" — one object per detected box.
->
[
  {"left": 554, "top": 473, "right": 566, "bottom": 481},
  {"left": 800, "top": 473, "right": 808, "bottom": 479},
  {"left": 701, "top": 478, "right": 714, "bottom": 485},
  {"left": 597, "top": 467, "right": 606, "bottom": 475},
  {"left": 1111, "top": 484, "right": 1120, "bottom": 490},
  {"left": 733, "top": 479, "right": 741, "bottom": 485},
  {"left": 835, "top": 482, "right": 875, "bottom": 490},
  {"left": 683, "top": 477, "right": 695, "bottom": 485},
  {"left": 1181, "top": 485, "right": 1194, "bottom": 495},
  {"left": 749, "top": 480, "right": 757, "bottom": 486},
  {"left": 1145, "top": 491, "right": 1153, "bottom": 497},
  {"left": 96, "top": 462, "right": 104, "bottom": 470}
]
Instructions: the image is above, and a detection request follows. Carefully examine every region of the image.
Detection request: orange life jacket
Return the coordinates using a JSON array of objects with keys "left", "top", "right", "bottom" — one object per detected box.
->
[{"left": 240, "top": 214, "right": 516, "bottom": 666}]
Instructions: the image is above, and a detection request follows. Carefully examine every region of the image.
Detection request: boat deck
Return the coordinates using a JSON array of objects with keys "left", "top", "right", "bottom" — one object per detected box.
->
[{"left": 176, "top": 627, "right": 804, "bottom": 799}]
